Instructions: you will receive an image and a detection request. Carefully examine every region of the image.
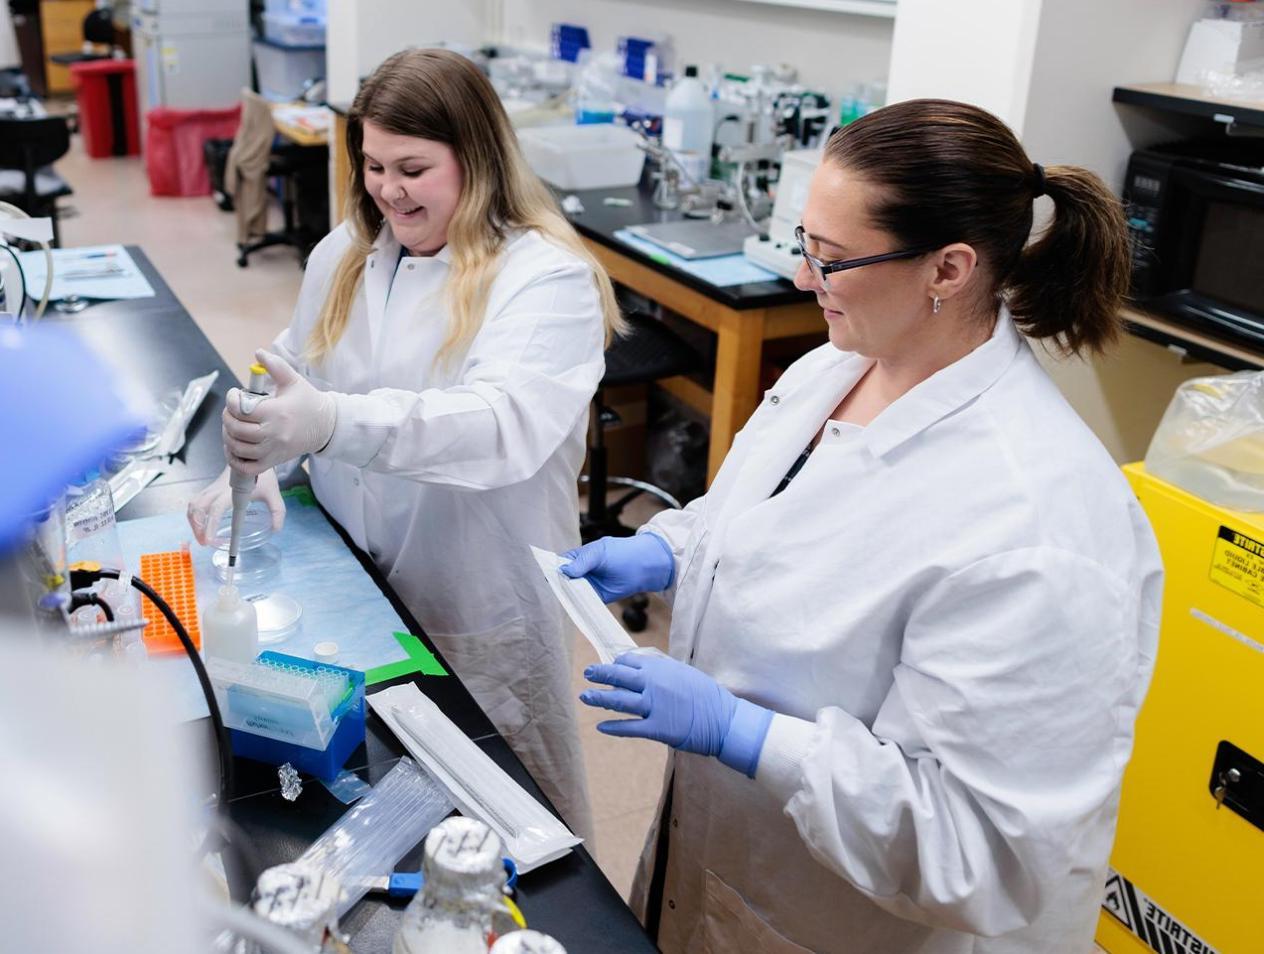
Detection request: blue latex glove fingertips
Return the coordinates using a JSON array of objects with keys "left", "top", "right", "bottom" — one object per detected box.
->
[
  {"left": 596, "top": 717, "right": 658, "bottom": 739},
  {"left": 580, "top": 687, "right": 649, "bottom": 716},
  {"left": 584, "top": 660, "right": 646, "bottom": 691},
  {"left": 559, "top": 540, "right": 604, "bottom": 579}
]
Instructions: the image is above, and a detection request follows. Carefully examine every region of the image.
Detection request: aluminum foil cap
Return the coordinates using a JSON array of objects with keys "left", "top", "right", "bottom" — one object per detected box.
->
[
  {"left": 422, "top": 817, "right": 505, "bottom": 894},
  {"left": 491, "top": 929, "right": 568, "bottom": 954}
]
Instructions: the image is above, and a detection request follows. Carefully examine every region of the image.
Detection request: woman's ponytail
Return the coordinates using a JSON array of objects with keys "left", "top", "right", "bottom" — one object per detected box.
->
[{"left": 1006, "top": 165, "right": 1130, "bottom": 356}]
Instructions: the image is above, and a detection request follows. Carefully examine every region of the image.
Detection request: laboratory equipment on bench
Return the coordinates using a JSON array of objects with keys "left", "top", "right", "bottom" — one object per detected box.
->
[
  {"left": 393, "top": 817, "right": 519, "bottom": 954},
  {"left": 628, "top": 218, "right": 757, "bottom": 260},
  {"left": 208, "top": 650, "right": 366, "bottom": 781},
  {"left": 663, "top": 65, "right": 714, "bottom": 185},
  {"left": 743, "top": 148, "right": 822, "bottom": 279},
  {"left": 228, "top": 363, "right": 271, "bottom": 586},
  {"left": 1095, "top": 464, "right": 1264, "bottom": 954}
]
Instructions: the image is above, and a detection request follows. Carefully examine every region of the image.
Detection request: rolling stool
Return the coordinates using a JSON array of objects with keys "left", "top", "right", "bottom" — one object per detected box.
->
[{"left": 582, "top": 311, "right": 701, "bottom": 631}]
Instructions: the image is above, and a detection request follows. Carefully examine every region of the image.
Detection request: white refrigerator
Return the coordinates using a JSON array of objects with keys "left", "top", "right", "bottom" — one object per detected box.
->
[{"left": 133, "top": 0, "right": 252, "bottom": 122}]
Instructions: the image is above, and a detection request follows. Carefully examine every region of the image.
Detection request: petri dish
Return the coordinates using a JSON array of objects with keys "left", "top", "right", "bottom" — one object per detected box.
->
[
  {"left": 248, "top": 592, "right": 303, "bottom": 644},
  {"left": 211, "top": 502, "right": 281, "bottom": 584}
]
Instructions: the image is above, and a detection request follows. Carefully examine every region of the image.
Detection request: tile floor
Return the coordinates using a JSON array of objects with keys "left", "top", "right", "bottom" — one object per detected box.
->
[
  {"left": 50, "top": 133, "right": 1114, "bottom": 947},
  {"left": 53, "top": 132, "right": 670, "bottom": 900}
]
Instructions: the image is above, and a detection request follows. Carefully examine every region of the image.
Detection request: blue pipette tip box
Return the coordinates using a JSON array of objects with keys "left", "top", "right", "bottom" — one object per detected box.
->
[{"left": 226, "top": 652, "right": 367, "bottom": 782}]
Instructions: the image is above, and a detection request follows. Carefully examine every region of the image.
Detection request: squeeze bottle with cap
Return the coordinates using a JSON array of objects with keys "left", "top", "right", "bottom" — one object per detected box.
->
[
  {"left": 394, "top": 817, "right": 517, "bottom": 954},
  {"left": 663, "top": 65, "right": 714, "bottom": 184},
  {"left": 202, "top": 585, "right": 259, "bottom": 664}
]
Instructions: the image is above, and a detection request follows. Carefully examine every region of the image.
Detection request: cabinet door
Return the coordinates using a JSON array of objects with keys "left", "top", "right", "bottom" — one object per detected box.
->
[{"left": 40, "top": 0, "right": 96, "bottom": 94}]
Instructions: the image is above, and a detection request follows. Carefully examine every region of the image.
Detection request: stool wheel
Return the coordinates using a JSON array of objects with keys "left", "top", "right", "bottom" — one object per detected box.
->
[
  {"left": 622, "top": 604, "right": 648, "bottom": 633},
  {"left": 622, "top": 593, "right": 650, "bottom": 633}
]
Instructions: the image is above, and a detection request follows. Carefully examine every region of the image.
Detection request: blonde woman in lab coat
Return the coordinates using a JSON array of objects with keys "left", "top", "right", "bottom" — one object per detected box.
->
[
  {"left": 188, "top": 48, "right": 624, "bottom": 840},
  {"left": 564, "top": 99, "right": 1164, "bottom": 952}
]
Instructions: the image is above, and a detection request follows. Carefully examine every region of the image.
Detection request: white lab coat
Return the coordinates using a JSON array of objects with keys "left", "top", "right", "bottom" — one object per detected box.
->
[
  {"left": 631, "top": 312, "right": 1163, "bottom": 953},
  {"left": 272, "top": 222, "right": 604, "bottom": 841}
]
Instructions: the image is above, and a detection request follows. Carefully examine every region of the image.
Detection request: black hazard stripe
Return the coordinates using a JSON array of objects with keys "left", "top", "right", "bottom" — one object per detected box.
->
[{"left": 1122, "top": 876, "right": 1165, "bottom": 953}]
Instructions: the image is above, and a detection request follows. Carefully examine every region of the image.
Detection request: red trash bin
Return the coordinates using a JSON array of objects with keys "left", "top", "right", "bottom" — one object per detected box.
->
[
  {"left": 145, "top": 105, "right": 242, "bottom": 197},
  {"left": 70, "top": 59, "right": 141, "bottom": 158}
]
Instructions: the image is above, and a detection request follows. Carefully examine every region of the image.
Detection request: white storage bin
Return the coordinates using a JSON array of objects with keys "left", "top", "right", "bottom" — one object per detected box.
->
[
  {"left": 517, "top": 124, "right": 646, "bottom": 190},
  {"left": 262, "top": 11, "right": 326, "bottom": 46},
  {"left": 254, "top": 41, "right": 326, "bottom": 102}
]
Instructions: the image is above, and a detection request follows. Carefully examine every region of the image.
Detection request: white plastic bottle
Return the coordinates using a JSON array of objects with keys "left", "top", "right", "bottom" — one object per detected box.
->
[
  {"left": 202, "top": 585, "right": 259, "bottom": 663},
  {"left": 394, "top": 817, "right": 516, "bottom": 954},
  {"left": 663, "top": 65, "right": 714, "bottom": 184}
]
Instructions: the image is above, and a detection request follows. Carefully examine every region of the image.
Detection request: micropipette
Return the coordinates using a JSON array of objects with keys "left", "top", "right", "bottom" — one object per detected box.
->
[{"left": 227, "top": 363, "right": 271, "bottom": 588}]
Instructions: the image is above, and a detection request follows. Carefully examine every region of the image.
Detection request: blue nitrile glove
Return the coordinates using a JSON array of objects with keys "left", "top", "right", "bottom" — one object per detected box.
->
[
  {"left": 560, "top": 532, "right": 675, "bottom": 603},
  {"left": 580, "top": 651, "right": 774, "bottom": 778}
]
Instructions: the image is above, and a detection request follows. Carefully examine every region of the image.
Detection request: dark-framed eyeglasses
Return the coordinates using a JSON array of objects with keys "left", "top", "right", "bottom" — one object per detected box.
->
[{"left": 794, "top": 225, "right": 937, "bottom": 286}]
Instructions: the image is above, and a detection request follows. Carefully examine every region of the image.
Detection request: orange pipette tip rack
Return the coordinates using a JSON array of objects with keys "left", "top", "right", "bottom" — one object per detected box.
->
[{"left": 139, "top": 546, "right": 202, "bottom": 655}]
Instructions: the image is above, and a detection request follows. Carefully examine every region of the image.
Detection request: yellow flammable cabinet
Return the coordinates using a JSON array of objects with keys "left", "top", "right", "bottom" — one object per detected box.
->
[{"left": 1097, "top": 464, "right": 1263, "bottom": 954}]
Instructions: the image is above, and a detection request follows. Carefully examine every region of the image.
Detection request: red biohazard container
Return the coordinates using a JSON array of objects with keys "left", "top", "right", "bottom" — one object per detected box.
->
[
  {"left": 144, "top": 105, "right": 241, "bottom": 197},
  {"left": 70, "top": 59, "right": 140, "bottom": 158}
]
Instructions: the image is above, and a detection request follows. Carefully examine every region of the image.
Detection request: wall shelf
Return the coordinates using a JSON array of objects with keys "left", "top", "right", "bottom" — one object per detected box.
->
[
  {"left": 1122, "top": 305, "right": 1264, "bottom": 372},
  {"left": 1113, "top": 82, "right": 1264, "bottom": 131},
  {"left": 732, "top": 0, "right": 897, "bottom": 19}
]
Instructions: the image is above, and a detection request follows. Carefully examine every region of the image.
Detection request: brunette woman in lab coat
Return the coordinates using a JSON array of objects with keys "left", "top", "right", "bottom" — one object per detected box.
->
[
  {"left": 188, "top": 49, "right": 624, "bottom": 840},
  {"left": 564, "top": 99, "right": 1164, "bottom": 952}
]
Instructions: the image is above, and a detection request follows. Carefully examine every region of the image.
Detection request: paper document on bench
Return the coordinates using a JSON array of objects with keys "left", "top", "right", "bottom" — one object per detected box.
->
[{"left": 531, "top": 546, "right": 639, "bottom": 664}]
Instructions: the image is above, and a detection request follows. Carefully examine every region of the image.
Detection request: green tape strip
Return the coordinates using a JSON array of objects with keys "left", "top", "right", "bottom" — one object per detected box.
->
[
  {"left": 281, "top": 485, "right": 317, "bottom": 507},
  {"left": 365, "top": 631, "right": 448, "bottom": 686}
]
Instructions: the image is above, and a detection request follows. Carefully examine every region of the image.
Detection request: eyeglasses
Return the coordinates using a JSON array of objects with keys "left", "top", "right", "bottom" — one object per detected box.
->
[{"left": 794, "top": 225, "right": 936, "bottom": 286}]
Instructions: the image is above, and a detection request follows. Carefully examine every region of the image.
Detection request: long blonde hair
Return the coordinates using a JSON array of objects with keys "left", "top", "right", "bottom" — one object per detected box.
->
[{"left": 308, "top": 48, "right": 624, "bottom": 364}]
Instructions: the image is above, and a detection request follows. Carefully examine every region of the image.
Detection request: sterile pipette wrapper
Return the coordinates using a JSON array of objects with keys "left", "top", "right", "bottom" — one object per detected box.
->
[
  {"left": 368, "top": 683, "right": 582, "bottom": 873},
  {"left": 530, "top": 546, "right": 639, "bottom": 665}
]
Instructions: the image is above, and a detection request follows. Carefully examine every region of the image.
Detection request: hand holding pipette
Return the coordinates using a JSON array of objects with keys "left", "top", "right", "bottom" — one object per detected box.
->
[{"left": 225, "top": 363, "right": 272, "bottom": 585}]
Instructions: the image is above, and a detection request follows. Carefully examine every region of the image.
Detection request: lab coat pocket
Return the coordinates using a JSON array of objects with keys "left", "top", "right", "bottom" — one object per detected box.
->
[
  {"left": 701, "top": 869, "right": 813, "bottom": 954},
  {"left": 427, "top": 616, "right": 532, "bottom": 738}
]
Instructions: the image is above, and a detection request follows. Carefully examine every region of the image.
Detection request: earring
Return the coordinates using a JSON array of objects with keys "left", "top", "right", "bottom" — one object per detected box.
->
[{"left": 932, "top": 296, "right": 941, "bottom": 314}]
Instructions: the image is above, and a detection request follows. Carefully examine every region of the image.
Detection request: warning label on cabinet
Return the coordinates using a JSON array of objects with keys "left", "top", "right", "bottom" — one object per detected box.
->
[
  {"left": 1209, "top": 525, "right": 1264, "bottom": 608},
  {"left": 1102, "top": 869, "right": 1219, "bottom": 954}
]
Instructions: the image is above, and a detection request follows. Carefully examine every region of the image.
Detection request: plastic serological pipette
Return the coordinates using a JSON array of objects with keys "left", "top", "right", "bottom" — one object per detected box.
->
[{"left": 227, "top": 363, "right": 271, "bottom": 588}]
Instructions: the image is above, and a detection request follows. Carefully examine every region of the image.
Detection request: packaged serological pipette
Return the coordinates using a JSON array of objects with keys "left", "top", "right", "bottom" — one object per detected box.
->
[{"left": 368, "top": 684, "right": 582, "bottom": 873}]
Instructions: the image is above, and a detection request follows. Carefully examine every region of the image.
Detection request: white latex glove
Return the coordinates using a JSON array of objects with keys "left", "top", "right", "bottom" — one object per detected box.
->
[
  {"left": 222, "top": 349, "right": 336, "bottom": 477},
  {"left": 186, "top": 466, "right": 286, "bottom": 547}
]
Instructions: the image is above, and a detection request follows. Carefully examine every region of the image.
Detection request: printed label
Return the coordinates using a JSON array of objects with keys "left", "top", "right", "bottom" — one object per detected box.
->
[
  {"left": 1209, "top": 525, "right": 1264, "bottom": 608},
  {"left": 1103, "top": 869, "right": 1218, "bottom": 954}
]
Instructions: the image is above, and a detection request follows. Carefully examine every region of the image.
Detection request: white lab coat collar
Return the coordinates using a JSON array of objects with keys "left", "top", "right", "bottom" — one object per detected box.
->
[
  {"left": 861, "top": 308, "right": 1023, "bottom": 459},
  {"left": 363, "top": 225, "right": 453, "bottom": 350}
]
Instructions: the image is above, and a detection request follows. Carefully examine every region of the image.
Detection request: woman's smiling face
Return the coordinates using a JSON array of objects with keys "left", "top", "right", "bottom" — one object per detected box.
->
[{"left": 361, "top": 120, "right": 464, "bottom": 255}]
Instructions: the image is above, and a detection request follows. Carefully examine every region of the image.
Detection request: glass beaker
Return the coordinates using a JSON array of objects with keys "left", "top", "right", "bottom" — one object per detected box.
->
[{"left": 211, "top": 501, "right": 282, "bottom": 585}]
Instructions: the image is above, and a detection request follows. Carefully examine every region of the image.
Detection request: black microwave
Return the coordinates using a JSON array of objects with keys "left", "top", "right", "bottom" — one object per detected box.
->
[{"left": 1123, "top": 139, "right": 1264, "bottom": 348}]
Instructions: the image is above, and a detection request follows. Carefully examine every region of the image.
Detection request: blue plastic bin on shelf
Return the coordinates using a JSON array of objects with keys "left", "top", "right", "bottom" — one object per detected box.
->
[{"left": 226, "top": 652, "right": 367, "bottom": 782}]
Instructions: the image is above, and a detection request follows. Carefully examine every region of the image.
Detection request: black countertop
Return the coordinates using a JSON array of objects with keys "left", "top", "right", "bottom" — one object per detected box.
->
[{"left": 71, "top": 247, "right": 656, "bottom": 952}]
